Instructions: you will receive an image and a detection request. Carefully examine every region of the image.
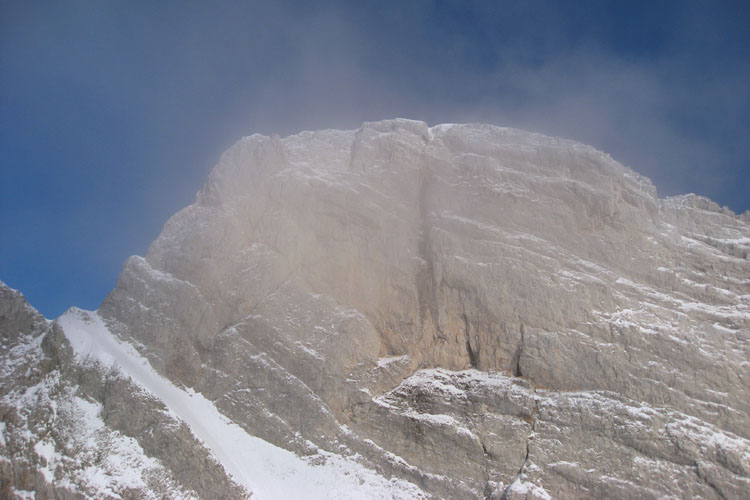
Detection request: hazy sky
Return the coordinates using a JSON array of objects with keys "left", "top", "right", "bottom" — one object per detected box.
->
[{"left": 2, "top": 0, "right": 749, "bottom": 317}]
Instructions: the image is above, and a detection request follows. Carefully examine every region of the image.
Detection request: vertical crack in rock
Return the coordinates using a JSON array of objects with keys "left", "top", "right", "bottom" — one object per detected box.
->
[
  {"left": 512, "top": 323, "right": 524, "bottom": 377},
  {"left": 480, "top": 440, "right": 490, "bottom": 457},
  {"left": 501, "top": 385, "right": 539, "bottom": 500},
  {"left": 416, "top": 165, "right": 444, "bottom": 342},
  {"left": 464, "top": 313, "right": 478, "bottom": 369}
]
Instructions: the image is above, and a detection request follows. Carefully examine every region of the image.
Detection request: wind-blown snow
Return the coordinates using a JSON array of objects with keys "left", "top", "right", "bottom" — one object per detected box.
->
[{"left": 57, "top": 308, "right": 427, "bottom": 500}]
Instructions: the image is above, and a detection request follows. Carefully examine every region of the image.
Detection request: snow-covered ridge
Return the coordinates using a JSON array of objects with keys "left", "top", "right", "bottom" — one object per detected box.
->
[{"left": 56, "top": 308, "right": 428, "bottom": 500}]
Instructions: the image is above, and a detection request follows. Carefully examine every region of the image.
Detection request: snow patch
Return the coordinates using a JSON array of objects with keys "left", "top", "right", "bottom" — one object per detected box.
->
[
  {"left": 505, "top": 478, "right": 552, "bottom": 500},
  {"left": 377, "top": 355, "right": 409, "bottom": 368}
]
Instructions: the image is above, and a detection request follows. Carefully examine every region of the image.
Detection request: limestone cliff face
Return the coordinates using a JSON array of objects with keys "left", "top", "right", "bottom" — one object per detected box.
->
[{"left": 2, "top": 119, "right": 749, "bottom": 499}]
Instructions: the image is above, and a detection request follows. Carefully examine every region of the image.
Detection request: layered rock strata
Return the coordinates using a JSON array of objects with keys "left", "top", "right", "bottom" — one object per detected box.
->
[{"left": 2, "top": 119, "right": 748, "bottom": 499}]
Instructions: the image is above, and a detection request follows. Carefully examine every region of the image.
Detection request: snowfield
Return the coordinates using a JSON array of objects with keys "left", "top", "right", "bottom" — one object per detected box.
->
[{"left": 57, "top": 308, "right": 428, "bottom": 500}]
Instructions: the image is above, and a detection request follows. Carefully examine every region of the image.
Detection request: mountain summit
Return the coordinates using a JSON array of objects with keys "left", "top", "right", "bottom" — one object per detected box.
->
[{"left": 2, "top": 119, "right": 749, "bottom": 499}]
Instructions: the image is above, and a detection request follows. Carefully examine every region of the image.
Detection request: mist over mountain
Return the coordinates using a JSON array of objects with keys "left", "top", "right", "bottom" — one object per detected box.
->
[{"left": 1, "top": 120, "right": 749, "bottom": 499}]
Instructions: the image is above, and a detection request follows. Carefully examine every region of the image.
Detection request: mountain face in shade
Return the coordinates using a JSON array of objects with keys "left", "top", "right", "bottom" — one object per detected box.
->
[{"left": 1, "top": 119, "right": 749, "bottom": 499}]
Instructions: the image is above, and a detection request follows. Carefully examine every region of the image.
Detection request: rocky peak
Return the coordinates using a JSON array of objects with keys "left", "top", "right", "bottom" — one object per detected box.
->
[
  {"left": 0, "top": 281, "right": 47, "bottom": 346},
  {"left": 2, "top": 120, "right": 749, "bottom": 499}
]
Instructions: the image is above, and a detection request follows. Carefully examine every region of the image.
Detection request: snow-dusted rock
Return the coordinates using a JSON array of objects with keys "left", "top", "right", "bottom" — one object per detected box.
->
[
  {"left": 2, "top": 119, "right": 749, "bottom": 498},
  {"left": 0, "top": 283, "right": 249, "bottom": 499}
]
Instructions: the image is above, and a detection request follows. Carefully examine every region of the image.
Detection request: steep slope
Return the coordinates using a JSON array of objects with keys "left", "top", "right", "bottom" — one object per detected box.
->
[
  {"left": 2, "top": 119, "right": 749, "bottom": 499},
  {"left": 0, "top": 284, "right": 427, "bottom": 499},
  {"left": 0, "top": 282, "right": 250, "bottom": 499}
]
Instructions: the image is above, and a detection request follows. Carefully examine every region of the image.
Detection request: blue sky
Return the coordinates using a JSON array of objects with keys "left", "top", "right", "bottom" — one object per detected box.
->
[{"left": 1, "top": 0, "right": 749, "bottom": 318}]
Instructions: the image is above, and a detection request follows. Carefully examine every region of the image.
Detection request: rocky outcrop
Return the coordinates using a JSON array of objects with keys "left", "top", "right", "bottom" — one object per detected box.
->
[
  {"left": 0, "top": 282, "right": 247, "bottom": 499},
  {"left": 2, "top": 119, "right": 749, "bottom": 498}
]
